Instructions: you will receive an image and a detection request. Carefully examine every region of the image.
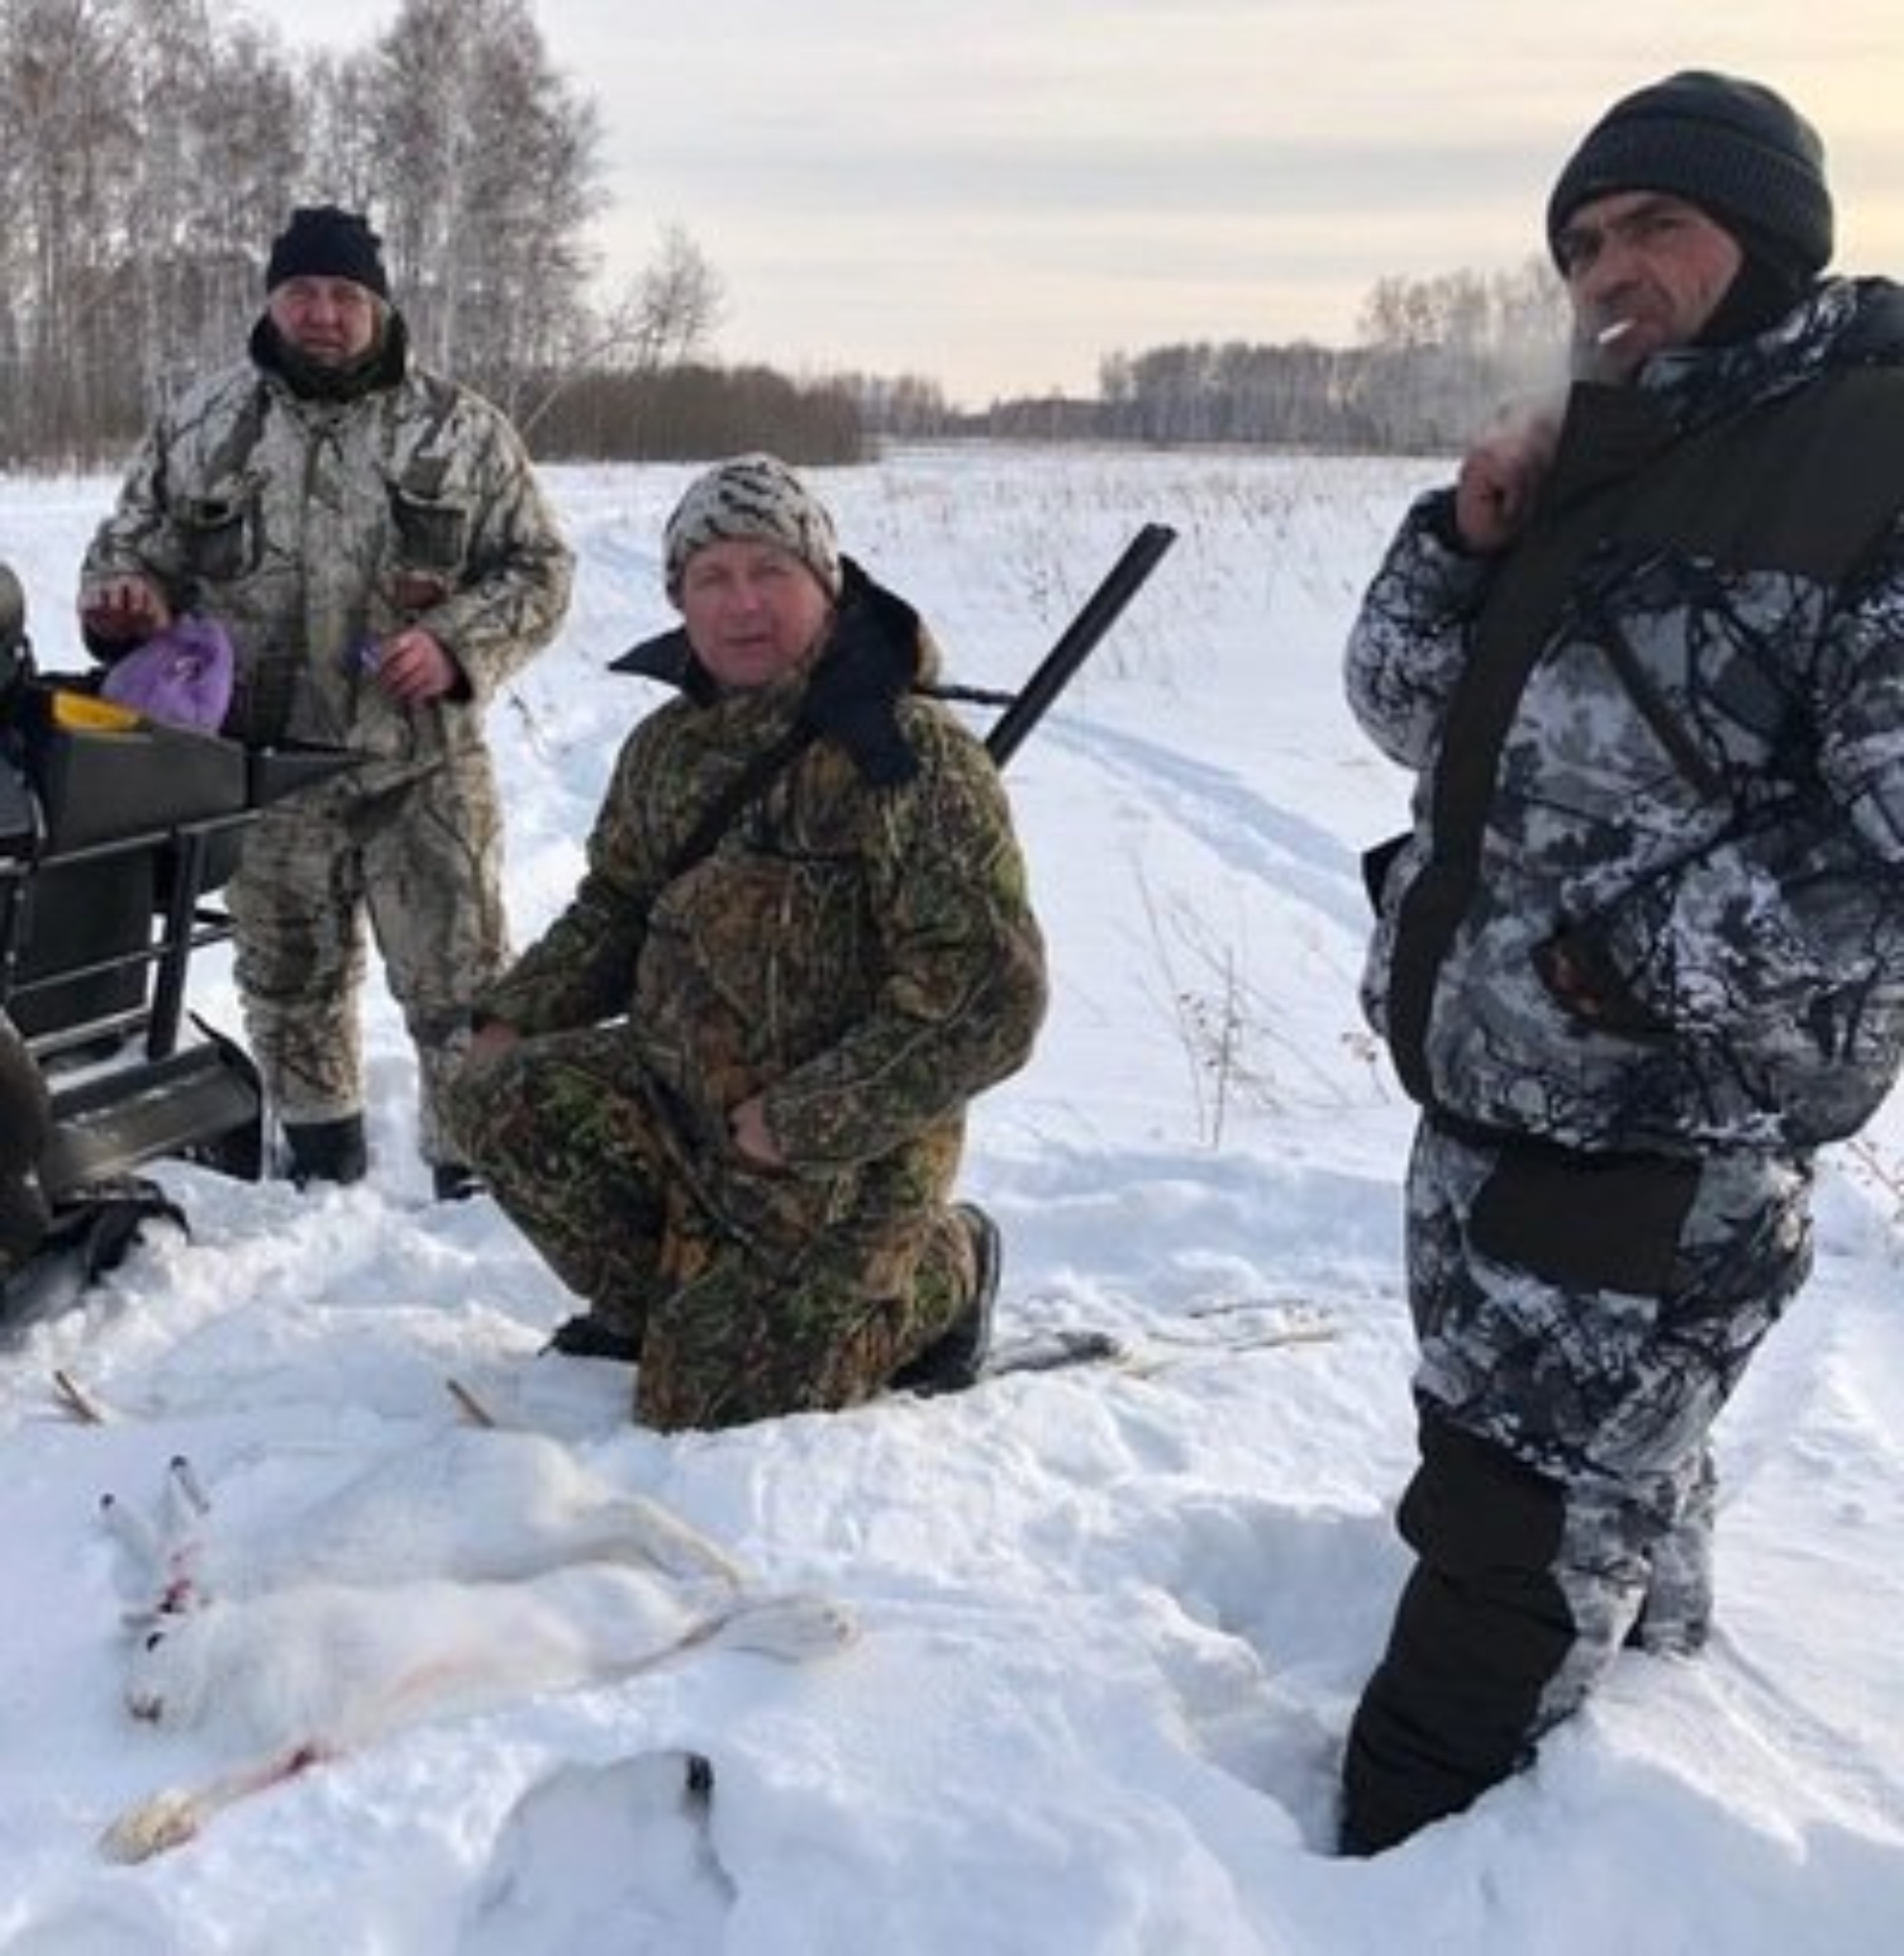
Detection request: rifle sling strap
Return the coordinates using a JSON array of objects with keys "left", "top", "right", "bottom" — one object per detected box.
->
[{"left": 661, "top": 720, "right": 819, "bottom": 885}]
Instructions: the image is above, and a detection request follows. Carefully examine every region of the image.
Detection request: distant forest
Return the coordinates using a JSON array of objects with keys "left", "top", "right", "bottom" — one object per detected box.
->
[{"left": 0, "top": 0, "right": 1571, "bottom": 468}]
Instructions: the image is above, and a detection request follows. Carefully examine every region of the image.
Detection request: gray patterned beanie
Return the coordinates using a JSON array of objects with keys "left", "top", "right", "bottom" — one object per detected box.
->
[
  {"left": 663, "top": 454, "right": 843, "bottom": 604},
  {"left": 1546, "top": 71, "right": 1833, "bottom": 280}
]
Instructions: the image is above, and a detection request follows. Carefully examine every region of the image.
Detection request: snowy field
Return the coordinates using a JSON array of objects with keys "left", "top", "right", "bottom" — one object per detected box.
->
[{"left": 1, "top": 446, "right": 1901, "bottom": 1952}]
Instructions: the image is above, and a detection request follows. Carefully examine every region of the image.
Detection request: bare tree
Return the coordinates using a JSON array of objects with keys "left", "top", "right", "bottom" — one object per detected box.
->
[
  {"left": 513, "top": 221, "right": 726, "bottom": 442},
  {"left": 0, "top": 0, "right": 313, "bottom": 455},
  {"left": 357, "top": 0, "right": 604, "bottom": 409},
  {"left": 1350, "top": 255, "right": 1570, "bottom": 447},
  {"left": 622, "top": 222, "right": 724, "bottom": 371},
  {"left": 114, "top": 3, "right": 303, "bottom": 417},
  {"left": 0, "top": 0, "right": 135, "bottom": 454}
]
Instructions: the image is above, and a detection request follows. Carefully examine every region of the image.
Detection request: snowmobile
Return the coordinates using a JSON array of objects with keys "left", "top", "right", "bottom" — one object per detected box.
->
[{"left": 0, "top": 562, "right": 348, "bottom": 1319}]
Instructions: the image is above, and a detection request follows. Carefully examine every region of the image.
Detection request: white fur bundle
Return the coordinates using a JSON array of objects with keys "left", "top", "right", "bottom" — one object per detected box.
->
[
  {"left": 101, "top": 1426, "right": 744, "bottom": 1621},
  {"left": 97, "top": 1432, "right": 855, "bottom": 1864}
]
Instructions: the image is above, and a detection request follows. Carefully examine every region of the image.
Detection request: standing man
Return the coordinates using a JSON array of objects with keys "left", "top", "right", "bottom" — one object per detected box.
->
[
  {"left": 447, "top": 455, "right": 1047, "bottom": 1431},
  {"left": 79, "top": 206, "right": 572, "bottom": 1196},
  {"left": 1339, "top": 72, "right": 1904, "bottom": 1853}
]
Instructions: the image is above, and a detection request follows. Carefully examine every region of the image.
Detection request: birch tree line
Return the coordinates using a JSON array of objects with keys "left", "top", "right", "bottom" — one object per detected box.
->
[
  {"left": 1094, "top": 261, "right": 1574, "bottom": 452},
  {"left": 0, "top": 0, "right": 1579, "bottom": 466},
  {"left": 0, "top": 0, "right": 720, "bottom": 465}
]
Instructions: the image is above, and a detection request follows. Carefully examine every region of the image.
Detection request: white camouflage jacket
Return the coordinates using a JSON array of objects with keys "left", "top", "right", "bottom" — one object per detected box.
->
[
  {"left": 82, "top": 317, "right": 572, "bottom": 762},
  {"left": 1349, "top": 277, "right": 1904, "bottom": 1155}
]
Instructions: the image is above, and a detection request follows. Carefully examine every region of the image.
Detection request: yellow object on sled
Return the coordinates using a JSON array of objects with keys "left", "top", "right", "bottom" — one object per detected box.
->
[{"left": 48, "top": 688, "right": 143, "bottom": 733}]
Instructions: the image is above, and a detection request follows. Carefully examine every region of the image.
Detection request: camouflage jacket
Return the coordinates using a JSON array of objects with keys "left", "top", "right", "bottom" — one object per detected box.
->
[
  {"left": 81, "top": 318, "right": 572, "bottom": 760},
  {"left": 1349, "top": 277, "right": 1904, "bottom": 1154},
  {"left": 477, "top": 564, "right": 1049, "bottom": 1174}
]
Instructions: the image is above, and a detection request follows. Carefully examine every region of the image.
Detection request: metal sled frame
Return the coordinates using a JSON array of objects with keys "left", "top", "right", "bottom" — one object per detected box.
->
[{"left": 1, "top": 805, "right": 263, "bottom": 1204}]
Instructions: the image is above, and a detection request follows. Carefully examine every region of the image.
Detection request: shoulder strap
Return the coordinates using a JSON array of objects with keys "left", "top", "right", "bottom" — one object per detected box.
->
[
  {"left": 203, "top": 382, "right": 271, "bottom": 484},
  {"left": 660, "top": 721, "right": 818, "bottom": 885},
  {"left": 1382, "top": 364, "right": 1904, "bottom": 1103}
]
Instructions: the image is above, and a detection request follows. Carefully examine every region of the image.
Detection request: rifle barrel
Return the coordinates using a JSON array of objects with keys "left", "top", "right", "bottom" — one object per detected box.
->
[{"left": 985, "top": 523, "right": 1177, "bottom": 767}]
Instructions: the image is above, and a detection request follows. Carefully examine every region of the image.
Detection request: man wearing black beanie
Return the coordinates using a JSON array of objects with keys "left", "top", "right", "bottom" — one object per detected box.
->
[
  {"left": 1338, "top": 73, "right": 1904, "bottom": 1853},
  {"left": 77, "top": 206, "right": 573, "bottom": 1199}
]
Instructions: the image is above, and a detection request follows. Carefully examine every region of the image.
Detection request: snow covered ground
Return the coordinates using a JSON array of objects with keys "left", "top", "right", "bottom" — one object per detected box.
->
[{"left": 1, "top": 447, "right": 1901, "bottom": 1952}]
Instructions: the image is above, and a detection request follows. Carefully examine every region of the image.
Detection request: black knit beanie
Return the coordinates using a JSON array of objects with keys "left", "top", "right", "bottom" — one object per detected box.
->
[
  {"left": 266, "top": 206, "right": 391, "bottom": 300},
  {"left": 1546, "top": 71, "right": 1833, "bottom": 284}
]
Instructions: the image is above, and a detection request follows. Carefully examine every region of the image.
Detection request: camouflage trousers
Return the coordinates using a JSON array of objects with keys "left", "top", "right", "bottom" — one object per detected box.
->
[
  {"left": 1341, "top": 1117, "right": 1814, "bottom": 1853},
  {"left": 225, "top": 754, "right": 509, "bottom": 1167},
  {"left": 444, "top": 1024, "right": 978, "bottom": 1431}
]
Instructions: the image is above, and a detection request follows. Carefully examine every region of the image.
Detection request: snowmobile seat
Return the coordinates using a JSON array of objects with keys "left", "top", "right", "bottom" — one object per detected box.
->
[{"left": 1, "top": 683, "right": 251, "bottom": 1051}]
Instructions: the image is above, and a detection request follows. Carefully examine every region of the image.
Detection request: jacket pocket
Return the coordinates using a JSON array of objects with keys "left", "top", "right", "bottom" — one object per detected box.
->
[
  {"left": 1469, "top": 1144, "right": 1700, "bottom": 1296},
  {"left": 389, "top": 484, "right": 470, "bottom": 572},
  {"left": 178, "top": 479, "right": 262, "bottom": 583}
]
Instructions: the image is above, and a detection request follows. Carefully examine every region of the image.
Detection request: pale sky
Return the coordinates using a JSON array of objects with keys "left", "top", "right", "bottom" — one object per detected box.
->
[{"left": 246, "top": 0, "right": 1904, "bottom": 407}]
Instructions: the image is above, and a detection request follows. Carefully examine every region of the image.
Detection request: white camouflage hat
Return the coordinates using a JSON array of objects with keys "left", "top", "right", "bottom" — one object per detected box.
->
[{"left": 662, "top": 453, "right": 843, "bottom": 603}]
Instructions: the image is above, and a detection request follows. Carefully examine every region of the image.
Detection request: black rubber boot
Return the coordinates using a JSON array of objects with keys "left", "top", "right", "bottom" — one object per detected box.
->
[
  {"left": 431, "top": 1162, "right": 484, "bottom": 1203},
  {"left": 544, "top": 1313, "right": 642, "bottom": 1362},
  {"left": 892, "top": 1202, "right": 1001, "bottom": 1396},
  {"left": 284, "top": 1114, "right": 369, "bottom": 1187}
]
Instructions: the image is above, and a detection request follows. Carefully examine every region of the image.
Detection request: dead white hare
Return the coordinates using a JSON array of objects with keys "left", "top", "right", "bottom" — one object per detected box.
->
[
  {"left": 100, "top": 1425, "right": 747, "bottom": 1614},
  {"left": 96, "top": 1430, "right": 855, "bottom": 1863}
]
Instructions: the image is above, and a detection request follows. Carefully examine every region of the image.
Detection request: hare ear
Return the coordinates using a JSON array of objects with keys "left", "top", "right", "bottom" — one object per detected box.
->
[
  {"left": 166, "top": 1455, "right": 211, "bottom": 1523},
  {"left": 99, "top": 1490, "right": 165, "bottom": 1588},
  {"left": 155, "top": 1456, "right": 213, "bottom": 1582},
  {"left": 101, "top": 1457, "right": 214, "bottom": 1610}
]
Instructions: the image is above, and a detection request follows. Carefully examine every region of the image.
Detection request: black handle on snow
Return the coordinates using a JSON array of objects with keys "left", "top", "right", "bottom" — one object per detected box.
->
[{"left": 984, "top": 522, "right": 1177, "bottom": 768}]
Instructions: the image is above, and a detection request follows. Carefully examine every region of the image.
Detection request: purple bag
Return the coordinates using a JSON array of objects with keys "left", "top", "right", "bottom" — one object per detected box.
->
[{"left": 98, "top": 615, "right": 234, "bottom": 733}]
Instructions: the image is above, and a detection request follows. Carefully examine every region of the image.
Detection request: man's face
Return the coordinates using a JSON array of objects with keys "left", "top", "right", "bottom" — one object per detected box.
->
[
  {"left": 267, "top": 276, "right": 384, "bottom": 366},
  {"left": 677, "top": 539, "right": 834, "bottom": 691},
  {"left": 1552, "top": 191, "right": 1744, "bottom": 377}
]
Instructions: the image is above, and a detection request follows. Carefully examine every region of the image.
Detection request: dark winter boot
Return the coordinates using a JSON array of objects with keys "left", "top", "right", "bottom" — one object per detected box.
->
[
  {"left": 431, "top": 1162, "right": 484, "bottom": 1203},
  {"left": 283, "top": 1114, "right": 368, "bottom": 1187},
  {"left": 892, "top": 1202, "right": 1001, "bottom": 1396},
  {"left": 545, "top": 1312, "right": 642, "bottom": 1363}
]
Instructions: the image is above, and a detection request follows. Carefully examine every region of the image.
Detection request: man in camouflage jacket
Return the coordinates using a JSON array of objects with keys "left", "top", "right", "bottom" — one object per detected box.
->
[
  {"left": 447, "top": 455, "right": 1048, "bottom": 1431},
  {"left": 78, "top": 206, "right": 573, "bottom": 1195},
  {"left": 1339, "top": 73, "right": 1904, "bottom": 1852}
]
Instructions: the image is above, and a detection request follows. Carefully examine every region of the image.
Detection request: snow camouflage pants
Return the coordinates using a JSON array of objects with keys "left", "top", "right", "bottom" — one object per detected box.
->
[
  {"left": 444, "top": 1024, "right": 980, "bottom": 1431},
  {"left": 1340, "top": 1117, "right": 1815, "bottom": 1854},
  {"left": 225, "top": 753, "right": 509, "bottom": 1166}
]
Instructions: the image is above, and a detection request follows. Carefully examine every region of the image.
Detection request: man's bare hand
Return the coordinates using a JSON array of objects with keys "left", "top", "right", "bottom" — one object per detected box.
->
[
  {"left": 729, "top": 1095, "right": 786, "bottom": 1170},
  {"left": 1453, "top": 409, "right": 1562, "bottom": 553},
  {"left": 369, "top": 626, "right": 461, "bottom": 704},
  {"left": 461, "top": 1021, "right": 521, "bottom": 1070},
  {"left": 78, "top": 575, "right": 173, "bottom": 644}
]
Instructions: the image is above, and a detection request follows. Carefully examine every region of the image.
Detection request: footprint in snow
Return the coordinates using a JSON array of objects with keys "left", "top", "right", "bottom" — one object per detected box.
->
[{"left": 459, "top": 1748, "right": 734, "bottom": 1954}]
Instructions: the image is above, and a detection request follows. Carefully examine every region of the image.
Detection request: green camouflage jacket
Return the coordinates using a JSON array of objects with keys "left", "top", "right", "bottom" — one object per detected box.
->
[{"left": 479, "top": 566, "right": 1049, "bottom": 1178}]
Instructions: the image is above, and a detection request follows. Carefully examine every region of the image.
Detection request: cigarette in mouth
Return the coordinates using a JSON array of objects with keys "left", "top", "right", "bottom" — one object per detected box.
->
[{"left": 1596, "top": 318, "right": 1635, "bottom": 345}]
